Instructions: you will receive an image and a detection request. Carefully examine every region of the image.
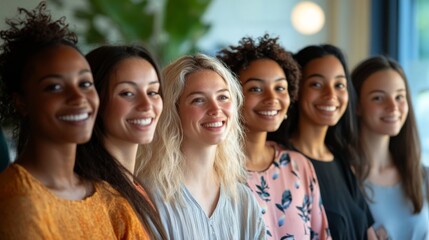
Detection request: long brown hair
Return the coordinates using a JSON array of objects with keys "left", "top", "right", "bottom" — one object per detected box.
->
[
  {"left": 352, "top": 55, "right": 424, "bottom": 213},
  {"left": 76, "top": 45, "right": 167, "bottom": 239}
]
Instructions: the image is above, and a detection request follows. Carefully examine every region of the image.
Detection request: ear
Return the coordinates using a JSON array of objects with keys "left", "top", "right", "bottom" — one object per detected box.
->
[{"left": 13, "top": 93, "right": 29, "bottom": 116}]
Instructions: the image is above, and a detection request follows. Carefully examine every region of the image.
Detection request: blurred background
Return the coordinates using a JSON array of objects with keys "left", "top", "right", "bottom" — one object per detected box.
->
[{"left": 0, "top": 0, "right": 428, "bottom": 165}]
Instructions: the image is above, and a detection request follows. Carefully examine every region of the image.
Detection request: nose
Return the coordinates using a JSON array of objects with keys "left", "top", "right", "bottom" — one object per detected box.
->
[
  {"left": 322, "top": 85, "right": 335, "bottom": 100},
  {"left": 67, "top": 86, "right": 86, "bottom": 106},
  {"left": 207, "top": 99, "right": 221, "bottom": 116},
  {"left": 136, "top": 94, "right": 151, "bottom": 112},
  {"left": 263, "top": 89, "right": 280, "bottom": 105},
  {"left": 385, "top": 96, "right": 398, "bottom": 112}
]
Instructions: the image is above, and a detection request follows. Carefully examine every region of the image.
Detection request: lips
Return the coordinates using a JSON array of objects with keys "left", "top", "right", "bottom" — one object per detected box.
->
[
  {"left": 202, "top": 121, "right": 224, "bottom": 128},
  {"left": 381, "top": 116, "right": 400, "bottom": 123},
  {"left": 316, "top": 105, "right": 337, "bottom": 112},
  {"left": 127, "top": 118, "right": 152, "bottom": 126},
  {"left": 58, "top": 113, "right": 90, "bottom": 121},
  {"left": 257, "top": 110, "right": 279, "bottom": 116}
]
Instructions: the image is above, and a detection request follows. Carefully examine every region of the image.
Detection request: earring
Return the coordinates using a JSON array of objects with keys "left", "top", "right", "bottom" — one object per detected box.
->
[{"left": 284, "top": 114, "right": 288, "bottom": 120}]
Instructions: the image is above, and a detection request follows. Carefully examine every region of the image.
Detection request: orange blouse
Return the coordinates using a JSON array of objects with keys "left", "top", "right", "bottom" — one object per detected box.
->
[{"left": 0, "top": 164, "right": 149, "bottom": 240}]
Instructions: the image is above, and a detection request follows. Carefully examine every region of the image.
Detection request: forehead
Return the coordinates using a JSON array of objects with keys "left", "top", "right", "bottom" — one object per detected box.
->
[
  {"left": 110, "top": 57, "right": 158, "bottom": 84},
  {"left": 361, "top": 69, "right": 406, "bottom": 93},
  {"left": 302, "top": 55, "right": 344, "bottom": 77},
  {"left": 25, "top": 45, "right": 89, "bottom": 81},
  {"left": 182, "top": 69, "right": 228, "bottom": 94},
  {"left": 239, "top": 59, "right": 285, "bottom": 82}
]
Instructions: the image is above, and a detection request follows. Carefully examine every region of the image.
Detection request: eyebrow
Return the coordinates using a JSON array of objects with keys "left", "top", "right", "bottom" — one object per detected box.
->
[
  {"left": 114, "top": 80, "right": 160, "bottom": 87},
  {"left": 369, "top": 89, "right": 406, "bottom": 94},
  {"left": 37, "top": 69, "right": 91, "bottom": 82},
  {"left": 305, "top": 73, "right": 346, "bottom": 79},
  {"left": 243, "top": 77, "right": 287, "bottom": 85},
  {"left": 185, "top": 88, "right": 230, "bottom": 98}
]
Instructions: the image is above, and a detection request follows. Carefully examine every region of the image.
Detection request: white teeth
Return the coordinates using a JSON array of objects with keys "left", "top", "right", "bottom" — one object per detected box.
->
[
  {"left": 258, "top": 110, "right": 278, "bottom": 116},
  {"left": 58, "top": 113, "right": 89, "bottom": 121},
  {"left": 203, "top": 121, "right": 223, "bottom": 128},
  {"left": 317, "top": 106, "right": 336, "bottom": 112},
  {"left": 128, "top": 118, "right": 151, "bottom": 126}
]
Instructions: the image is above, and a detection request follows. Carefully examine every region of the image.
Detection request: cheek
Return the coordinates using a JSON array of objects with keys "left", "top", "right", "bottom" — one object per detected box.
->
[
  {"left": 401, "top": 102, "right": 409, "bottom": 119},
  {"left": 103, "top": 98, "right": 127, "bottom": 120},
  {"left": 243, "top": 96, "right": 258, "bottom": 112},
  {"left": 178, "top": 106, "right": 197, "bottom": 125},
  {"left": 153, "top": 99, "right": 163, "bottom": 120},
  {"left": 88, "top": 90, "right": 100, "bottom": 110},
  {"left": 280, "top": 93, "right": 291, "bottom": 108},
  {"left": 341, "top": 91, "right": 349, "bottom": 104},
  {"left": 223, "top": 102, "right": 235, "bottom": 120}
]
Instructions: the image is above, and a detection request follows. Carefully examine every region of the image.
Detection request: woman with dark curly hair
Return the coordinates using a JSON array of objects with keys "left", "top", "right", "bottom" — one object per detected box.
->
[
  {"left": 218, "top": 34, "right": 330, "bottom": 239},
  {"left": 0, "top": 2, "right": 147, "bottom": 239},
  {"left": 269, "top": 44, "right": 376, "bottom": 240}
]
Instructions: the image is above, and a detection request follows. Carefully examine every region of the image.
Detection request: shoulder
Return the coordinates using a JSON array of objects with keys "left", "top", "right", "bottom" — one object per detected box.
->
[
  {"left": 0, "top": 164, "right": 38, "bottom": 198},
  {"left": 272, "top": 146, "right": 317, "bottom": 174},
  {"left": 93, "top": 181, "right": 125, "bottom": 205},
  {"left": 234, "top": 183, "right": 260, "bottom": 211}
]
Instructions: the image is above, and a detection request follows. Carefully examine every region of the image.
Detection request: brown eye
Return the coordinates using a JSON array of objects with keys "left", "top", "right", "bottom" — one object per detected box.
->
[
  {"left": 79, "top": 81, "right": 93, "bottom": 89},
  {"left": 45, "top": 84, "right": 62, "bottom": 92}
]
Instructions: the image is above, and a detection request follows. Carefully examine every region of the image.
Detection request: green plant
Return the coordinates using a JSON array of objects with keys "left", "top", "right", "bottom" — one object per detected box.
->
[{"left": 52, "top": 0, "right": 211, "bottom": 66}]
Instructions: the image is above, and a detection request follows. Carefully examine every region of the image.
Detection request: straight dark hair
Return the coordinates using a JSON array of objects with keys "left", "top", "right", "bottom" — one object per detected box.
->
[
  {"left": 75, "top": 45, "right": 166, "bottom": 239},
  {"left": 269, "top": 44, "right": 368, "bottom": 183},
  {"left": 352, "top": 55, "right": 424, "bottom": 213}
]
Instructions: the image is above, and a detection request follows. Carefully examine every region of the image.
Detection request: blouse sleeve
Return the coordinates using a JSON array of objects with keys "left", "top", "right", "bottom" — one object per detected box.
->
[{"left": 0, "top": 195, "right": 46, "bottom": 240}]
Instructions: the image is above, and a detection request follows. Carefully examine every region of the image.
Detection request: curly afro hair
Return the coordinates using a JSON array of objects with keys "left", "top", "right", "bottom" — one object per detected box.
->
[
  {"left": 0, "top": 1, "right": 78, "bottom": 145},
  {"left": 217, "top": 34, "right": 300, "bottom": 101}
]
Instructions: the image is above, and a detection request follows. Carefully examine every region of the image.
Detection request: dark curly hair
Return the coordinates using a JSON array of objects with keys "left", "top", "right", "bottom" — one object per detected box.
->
[
  {"left": 216, "top": 34, "right": 300, "bottom": 101},
  {"left": 0, "top": 1, "right": 78, "bottom": 151}
]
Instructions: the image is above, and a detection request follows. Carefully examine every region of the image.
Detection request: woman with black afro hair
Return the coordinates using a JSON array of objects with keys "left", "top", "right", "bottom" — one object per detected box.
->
[{"left": 0, "top": 2, "right": 149, "bottom": 239}]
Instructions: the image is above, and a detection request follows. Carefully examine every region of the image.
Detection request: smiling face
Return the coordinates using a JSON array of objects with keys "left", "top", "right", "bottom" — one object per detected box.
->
[
  {"left": 18, "top": 44, "right": 99, "bottom": 144},
  {"left": 239, "top": 59, "right": 289, "bottom": 132},
  {"left": 358, "top": 69, "right": 408, "bottom": 137},
  {"left": 298, "top": 55, "right": 349, "bottom": 127},
  {"left": 178, "top": 70, "right": 233, "bottom": 147},
  {"left": 102, "top": 57, "right": 163, "bottom": 146}
]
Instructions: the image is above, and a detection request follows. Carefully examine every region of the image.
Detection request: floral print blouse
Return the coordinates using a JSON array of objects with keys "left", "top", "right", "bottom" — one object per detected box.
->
[{"left": 247, "top": 141, "right": 331, "bottom": 240}]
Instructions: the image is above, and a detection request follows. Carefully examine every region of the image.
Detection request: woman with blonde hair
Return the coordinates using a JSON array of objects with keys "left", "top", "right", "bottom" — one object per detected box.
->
[{"left": 138, "top": 54, "right": 266, "bottom": 239}]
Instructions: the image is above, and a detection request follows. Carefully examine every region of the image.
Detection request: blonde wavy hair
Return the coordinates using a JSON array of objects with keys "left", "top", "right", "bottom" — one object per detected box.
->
[{"left": 137, "top": 54, "right": 246, "bottom": 202}]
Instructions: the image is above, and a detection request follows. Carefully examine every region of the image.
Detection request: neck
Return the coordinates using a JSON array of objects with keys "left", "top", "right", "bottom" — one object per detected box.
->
[
  {"left": 291, "top": 120, "right": 333, "bottom": 161},
  {"left": 360, "top": 127, "right": 392, "bottom": 170},
  {"left": 103, "top": 138, "right": 138, "bottom": 176},
  {"left": 360, "top": 127, "right": 399, "bottom": 185},
  {"left": 181, "top": 143, "right": 217, "bottom": 184},
  {"left": 17, "top": 136, "right": 78, "bottom": 188},
  {"left": 181, "top": 143, "right": 220, "bottom": 217},
  {"left": 244, "top": 130, "right": 273, "bottom": 171}
]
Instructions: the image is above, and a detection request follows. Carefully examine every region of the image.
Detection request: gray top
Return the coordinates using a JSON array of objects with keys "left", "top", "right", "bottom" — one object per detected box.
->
[
  {"left": 150, "top": 183, "right": 266, "bottom": 240},
  {"left": 365, "top": 177, "right": 429, "bottom": 240}
]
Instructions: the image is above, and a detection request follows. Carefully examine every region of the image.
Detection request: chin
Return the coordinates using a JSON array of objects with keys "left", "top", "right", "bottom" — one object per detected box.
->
[
  {"left": 138, "top": 137, "right": 154, "bottom": 144},
  {"left": 75, "top": 137, "right": 92, "bottom": 144}
]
